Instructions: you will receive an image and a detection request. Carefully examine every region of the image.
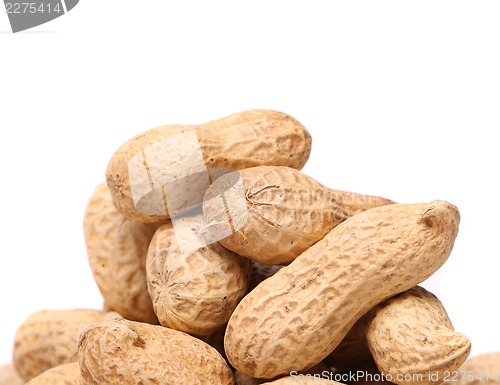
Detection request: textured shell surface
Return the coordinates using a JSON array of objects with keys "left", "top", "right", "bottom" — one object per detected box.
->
[
  {"left": 367, "top": 286, "right": 471, "bottom": 385},
  {"left": 25, "top": 362, "right": 83, "bottom": 385},
  {"left": 78, "top": 318, "right": 235, "bottom": 385},
  {"left": 13, "top": 309, "right": 108, "bottom": 381},
  {"left": 224, "top": 201, "right": 460, "bottom": 378},
  {"left": 106, "top": 109, "right": 312, "bottom": 222},
  {"left": 327, "top": 285, "right": 470, "bottom": 377},
  {"left": 84, "top": 183, "right": 160, "bottom": 324},
  {"left": 146, "top": 213, "right": 249, "bottom": 336},
  {"left": 203, "top": 166, "right": 394, "bottom": 265}
]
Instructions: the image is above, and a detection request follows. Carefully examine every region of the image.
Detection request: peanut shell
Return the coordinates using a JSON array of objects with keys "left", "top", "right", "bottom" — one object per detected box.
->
[
  {"left": 106, "top": 109, "right": 312, "bottom": 222},
  {"left": 84, "top": 183, "right": 160, "bottom": 324},
  {"left": 366, "top": 286, "right": 471, "bottom": 385},
  {"left": 146, "top": 213, "right": 249, "bottom": 336},
  {"left": 203, "top": 166, "right": 394, "bottom": 265},
  {"left": 225, "top": 201, "right": 460, "bottom": 378},
  {"left": 13, "top": 309, "right": 108, "bottom": 381},
  {"left": 78, "top": 317, "right": 235, "bottom": 385}
]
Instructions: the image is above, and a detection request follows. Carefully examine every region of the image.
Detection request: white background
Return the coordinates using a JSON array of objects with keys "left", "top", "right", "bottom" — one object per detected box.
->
[{"left": 1, "top": 1, "right": 499, "bottom": 367}]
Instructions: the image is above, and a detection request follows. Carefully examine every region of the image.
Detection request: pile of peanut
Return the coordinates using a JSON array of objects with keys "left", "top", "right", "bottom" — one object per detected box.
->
[{"left": 2, "top": 110, "right": 497, "bottom": 385}]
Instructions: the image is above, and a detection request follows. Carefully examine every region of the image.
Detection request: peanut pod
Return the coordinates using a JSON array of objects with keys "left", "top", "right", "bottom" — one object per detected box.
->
[
  {"left": 106, "top": 109, "right": 311, "bottom": 222},
  {"left": 13, "top": 309, "right": 108, "bottom": 381},
  {"left": 224, "top": 201, "right": 460, "bottom": 378},
  {"left": 84, "top": 183, "right": 160, "bottom": 324},
  {"left": 366, "top": 286, "right": 471, "bottom": 385},
  {"left": 146, "top": 213, "right": 249, "bottom": 336},
  {"left": 78, "top": 317, "right": 235, "bottom": 385},
  {"left": 203, "top": 166, "right": 394, "bottom": 265}
]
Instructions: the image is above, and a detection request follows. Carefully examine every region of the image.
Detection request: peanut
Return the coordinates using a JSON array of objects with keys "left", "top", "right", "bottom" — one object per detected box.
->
[
  {"left": 224, "top": 201, "right": 460, "bottom": 378},
  {"left": 203, "top": 166, "right": 394, "bottom": 265},
  {"left": 106, "top": 109, "right": 311, "bottom": 223},
  {"left": 25, "top": 362, "right": 82, "bottom": 385},
  {"left": 13, "top": 309, "right": 108, "bottom": 381},
  {"left": 366, "top": 286, "right": 471, "bottom": 385},
  {"left": 0, "top": 364, "right": 23, "bottom": 385},
  {"left": 84, "top": 183, "right": 160, "bottom": 324},
  {"left": 146, "top": 213, "right": 249, "bottom": 336},
  {"left": 454, "top": 352, "right": 500, "bottom": 385},
  {"left": 78, "top": 317, "right": 235, "bottom": 385}
]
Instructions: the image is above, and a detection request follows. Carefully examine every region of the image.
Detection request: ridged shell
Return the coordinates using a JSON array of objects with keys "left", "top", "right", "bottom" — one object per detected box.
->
[
  {"left": 146, "top": 214, "right": 249, "bottom": 336},
  {"left": 106, "top": 109, "right": 312, "bottom": 222},
  {"left": 13, "top": 309, "right": 108, "bottom": 381},
  {"left": 203, "top": 166, "right": 394, "bottom": 265},
  {"left": 224, "top": 201, "right": 460, "bottom": 378},
  {"left": 84, "top": 183, "right": 160, "bottom": 324},
  {"left": 78, "top": 318, "right": 235, "bottom": 385},
  {"left": 367, "top": 286, "right": 471, "bottom": 385}
]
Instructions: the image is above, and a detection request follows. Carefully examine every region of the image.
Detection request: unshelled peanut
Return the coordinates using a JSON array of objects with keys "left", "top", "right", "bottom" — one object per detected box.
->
[
  {"left": 203, "top": 166, "right": 394, "bottom": 265},
  {"left": 84, "top": 183, "right": 160, "bottom": 324},
  {"left": 225, "top": 201, "right": 460, "bottom": 378},
  {"left": 366, "top": 286, "right": 471, "bottom": 385},
  {"left": 13, "top": 309, "right": 108, "bottom": 381},
  {"left": 146, "top": 213, "right": 249, "bottom": 336},
  {"left": 78, "top": 317, "right": 235, "bottom": 385},
  {"left": 106, "top": 109, "right": 312, "bottom": 222}
]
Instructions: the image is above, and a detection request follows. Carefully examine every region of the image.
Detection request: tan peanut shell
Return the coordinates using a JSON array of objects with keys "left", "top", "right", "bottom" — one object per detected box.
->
[
  {"left": 78, "top": 317, "right": 235, "bottom": 385},
  {"left": 25, "top": 362, "right": 82, "bottom": 385},
  {"left": 366, "top": 286, "right": 471, "bottom": 385},
  {"left": 0, "top": 363, "right": 23, "bottom": 385},
  {"left": 203, "top": 166, "right": 394, "bottom": 265},
  {"left": 224, "top": 200, "right": 460, "bottom": 378},
  {"left": 146, "top": 213, "right": 249, "bottom": 336},
  {"left": 13, "top": 309, "right": 108, "bottom": 381},
  {"left": 106, "top": 109, "right": 312, "bottom": 223},
  {"left": 84, "top": 183, "right": 160, "bottom": 324},
  {"left": 455, "top": 352, "right": 500, "bottom": 385}
]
